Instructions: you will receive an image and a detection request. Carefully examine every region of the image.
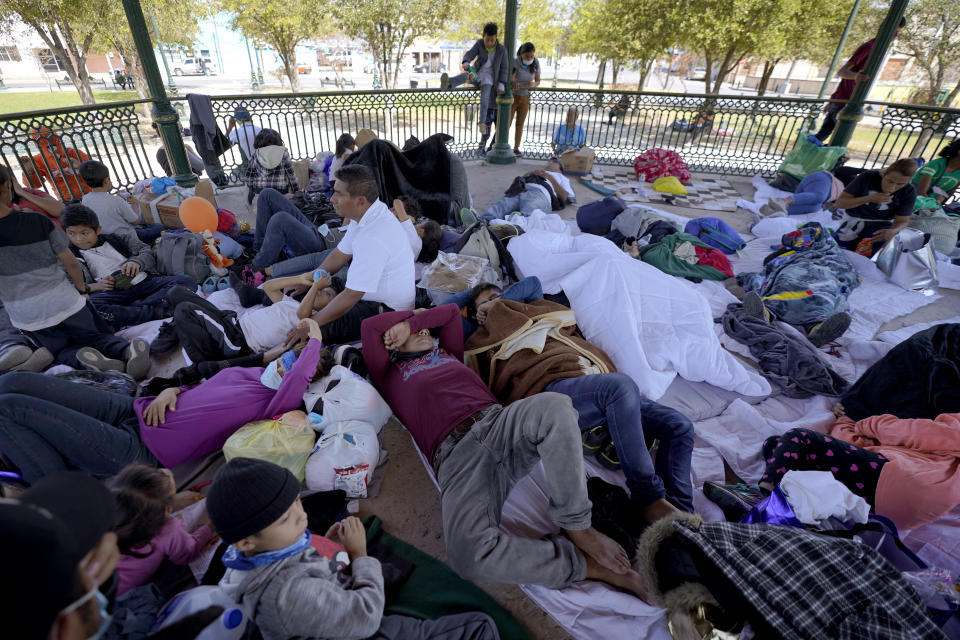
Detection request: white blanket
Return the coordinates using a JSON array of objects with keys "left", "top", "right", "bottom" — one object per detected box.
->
[{"left": 508, "top": 230, "right": 771, "bottom": 400}]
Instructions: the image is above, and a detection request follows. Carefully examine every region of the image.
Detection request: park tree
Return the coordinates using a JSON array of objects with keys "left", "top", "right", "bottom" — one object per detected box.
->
[
  {"left": 446, "top": 0, "right": 565, "bottom": 58},
  {"left": 332, "top": 0, "right": 455, "bottom": 90},
  {"left": 895, "top": 0, "right": 960, "bottom": 106},
  {"left": 568, "top": 0, "right": 674, "bottom": 90},
  {"left": 678, "top": 0, "right": 802, "bottom": 95},
  {"left": 0, "top": 0, "right": 110, "bottom": 105},
  {"left": 95, "top": 0, "right": 212, "bottom": 101},
  {"left": 220, "top": 0, "right": 329, "bottom": 91}
]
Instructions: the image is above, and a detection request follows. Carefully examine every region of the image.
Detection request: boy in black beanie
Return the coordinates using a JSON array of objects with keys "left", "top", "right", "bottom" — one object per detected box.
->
[{"left": 208, "top": 457, "right": 500, "bottom": 640}]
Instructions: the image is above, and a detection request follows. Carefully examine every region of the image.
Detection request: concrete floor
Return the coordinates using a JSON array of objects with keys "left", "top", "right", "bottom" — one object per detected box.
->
[{"left": 224, "top": 160, "right": 958, "bottom": 639}]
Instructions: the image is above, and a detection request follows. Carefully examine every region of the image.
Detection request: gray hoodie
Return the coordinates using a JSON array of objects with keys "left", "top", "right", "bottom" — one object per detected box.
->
[
  {"left": 255, "top": 145, "right": 289, "bottom": 170},
  {"left": 219, "top": 548, "right": 385, "bottom": 640}
]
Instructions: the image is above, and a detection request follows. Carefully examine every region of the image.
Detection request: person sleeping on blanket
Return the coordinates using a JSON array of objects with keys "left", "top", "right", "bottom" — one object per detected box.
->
[
  {"left": 151, "top": 271, "right": 380, "bottom": 368},
  {"left": 458, "top": 278, "right": 696, "bottom": 520},
  {"left": 469, "top": 157, "right": 572, "bottom": 225},
  {"left": 0, "top": 319, "right": 332, "bottom": 484},
  {"left": 361, "top": 304, "right": 651, "bottom": 601},
  {"left": 702, "top": 412, "right": 960, "bottom": 532}
]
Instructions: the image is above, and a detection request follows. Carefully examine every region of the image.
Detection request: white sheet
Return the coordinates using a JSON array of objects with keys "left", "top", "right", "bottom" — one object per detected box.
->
[{"left": 508, "top": 230, "right": 771, "bottom": 400}]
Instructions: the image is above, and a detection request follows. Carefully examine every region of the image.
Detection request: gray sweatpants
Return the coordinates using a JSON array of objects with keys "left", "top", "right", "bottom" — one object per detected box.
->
[
  {"left": 373, "top": 613, "right": 500, "bottom": 640},
  {"left": 438, "top": 393, "right": 590, "bottom": 589}
]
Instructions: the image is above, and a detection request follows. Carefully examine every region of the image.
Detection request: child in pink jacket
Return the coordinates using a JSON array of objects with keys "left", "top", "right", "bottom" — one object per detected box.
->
[{"left": 109, "top": 463, "right": 215, "bottom": 595}]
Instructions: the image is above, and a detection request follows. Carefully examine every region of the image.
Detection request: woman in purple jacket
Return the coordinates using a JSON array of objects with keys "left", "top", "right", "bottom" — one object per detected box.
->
[{"left": 0, "top": 319, "right": 331, "bottom": 484}]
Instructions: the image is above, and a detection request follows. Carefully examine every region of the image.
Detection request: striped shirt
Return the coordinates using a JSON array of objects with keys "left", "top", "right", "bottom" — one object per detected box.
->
[{"left": 0, "top": 209, "right": 85, "bottom": 330}]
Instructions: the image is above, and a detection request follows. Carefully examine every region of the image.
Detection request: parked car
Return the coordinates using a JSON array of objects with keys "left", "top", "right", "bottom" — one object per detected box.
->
[
  {"left": 172, "top": 58, "right": 218, "bottom": 76},
  {"left": 297, "top": 62, "right": 313, "bottom": 74},
  {"left": 413, "top": 61, "right": 446, "bottom": 74}
]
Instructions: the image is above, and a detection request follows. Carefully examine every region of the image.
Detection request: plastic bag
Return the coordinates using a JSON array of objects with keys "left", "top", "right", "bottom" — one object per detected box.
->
[
  {"left": 741, "top": 486, "right": 804, "bottom": 527},
  {"left": 304, "top": 420, "right": 380, "bottom": 497},
  {"left": 872, "top": 227, "right": 939, "bottom": 292},
  {"left": 301, "top": 365, "right": 392, "bottom": 432},
  {"left": 223, "top": 411, "right": 316, "bottom": 482},
  {"left": 419, "top": 251, "right": 489, "bottom": 294},
  {"left": 778, "top": 136, "right": 846, "bottom": 180}
]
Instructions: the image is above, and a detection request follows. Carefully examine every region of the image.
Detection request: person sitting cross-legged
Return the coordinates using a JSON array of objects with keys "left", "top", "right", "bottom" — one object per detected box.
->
[
  {"left": 459, "top": 279, "right": 695, "bottom": 519},
  {"left": 361, "top": 304, "right": 650, "bottom": 600}
]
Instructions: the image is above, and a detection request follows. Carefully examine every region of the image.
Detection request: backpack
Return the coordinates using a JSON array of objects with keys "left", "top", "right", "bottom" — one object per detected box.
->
[
  {"left": 454, "top": 221, "right": 518, "bottom": 283},
  {"left": 154, "top": 231, "right": 211, "bottom": 282},
  {"left": 576, "top": 196, "right": 626, "bottom": 235},
  {"left": 684, "top": 217, "right": 746, "bottom": 254}
]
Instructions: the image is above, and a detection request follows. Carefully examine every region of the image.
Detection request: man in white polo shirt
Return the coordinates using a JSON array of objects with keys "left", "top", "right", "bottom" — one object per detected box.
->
[{"left": 296, "top": 164, "right": 416, "bottom": 333}]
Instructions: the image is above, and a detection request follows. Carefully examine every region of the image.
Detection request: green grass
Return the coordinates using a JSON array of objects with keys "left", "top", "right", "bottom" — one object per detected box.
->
[{"left": 0, "top": 90, "right": 141, "bottom": 116}]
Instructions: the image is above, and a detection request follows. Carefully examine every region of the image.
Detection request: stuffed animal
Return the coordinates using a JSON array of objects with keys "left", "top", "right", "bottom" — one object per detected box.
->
[{"left": 201, "top": 229, "right": 233, "bottom": 271}]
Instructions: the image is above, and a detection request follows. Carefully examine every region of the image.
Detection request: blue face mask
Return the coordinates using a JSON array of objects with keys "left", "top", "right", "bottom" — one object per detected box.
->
[
  {"left": 260, "top": 360, "right": 282, "bottom": 390},
  {"left": 57, "top": 588, "right": 112, "bottom": 640}
]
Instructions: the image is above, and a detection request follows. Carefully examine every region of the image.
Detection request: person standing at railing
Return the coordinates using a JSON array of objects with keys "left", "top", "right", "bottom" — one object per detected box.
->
[
  {"left": 510, "top": 43, "right": 540, "bottom": 158},
  {"left": 19, "top": 126, "right": 90, "bottom": 202},
  {"left": 440, "top": 23, "right": 508, "bottom": 144},
  {"left": 810, "top": 17, "right": 906, "bottom": 144}
]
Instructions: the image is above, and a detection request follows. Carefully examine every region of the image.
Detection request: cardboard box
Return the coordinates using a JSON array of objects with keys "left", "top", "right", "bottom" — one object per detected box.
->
[
  {"left": 132, "top": 191, "right": 166, "bottom": 224},
  {"left": 194, "top": 179, "right": 218, "bottom": 208},
  {"left": 155, "top": 194, "right": 185, "bottom": 229},
  {"left": 561, "top": 147, "right": 596, "bottom": 177},
  {"left": 292, "top": 160, "right": 310, "bottom": 191},
  {"left": 354, "top": 128, "right": 379, "bottom": 148}
]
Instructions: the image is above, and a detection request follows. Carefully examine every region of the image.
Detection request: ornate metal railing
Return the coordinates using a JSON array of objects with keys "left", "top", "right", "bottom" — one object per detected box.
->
[{"left": 2, "top": 89, "right": 958, "bottom": 199}]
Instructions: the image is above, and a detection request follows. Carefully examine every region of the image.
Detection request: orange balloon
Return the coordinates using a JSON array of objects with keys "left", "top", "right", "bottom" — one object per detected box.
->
[{"left": 179, "top": 196, "right": 218, "bottom": 233}]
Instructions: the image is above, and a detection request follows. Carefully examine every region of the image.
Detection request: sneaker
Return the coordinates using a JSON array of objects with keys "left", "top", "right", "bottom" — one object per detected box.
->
[
  {"left": 440, "top": 72, "right": 450, "bottom": 91},
  {"left": 513, "top": 148, "right": 522, "bottom": 157},
  {"left": 597, "top": 440, "right": 621, "bottom": 471},
  {"left": 742, "top": 292, "right": 770, "bottom": 322},
  {"left": 0, "top": 344, "right": 32, "bottom": 370},
  {"left": 76, "top": 347, "right": 125, "bottom": 373},
  {"left": 703, "top": 482, "right": 766, "bottom": 521},
  {"left": 201, "top": 276, "right": 218, "bottom": 293},
  {"left": 807, "top": 312, "right": 851, "bottom": 348},
  {"left": 125, "top": 338, "right": 150, "bottom": 380},
  {"left": 150, "top": 320, "right": 180, "bottom": 356},
  {"left": 457, "top": 207, "right": 479, "bottom": 229},
  {"left": 11, "top": 347, "right": 54, "bottom": 372},
  {"left": 581, "top": 425, "right": 610, "bottom": 455}
]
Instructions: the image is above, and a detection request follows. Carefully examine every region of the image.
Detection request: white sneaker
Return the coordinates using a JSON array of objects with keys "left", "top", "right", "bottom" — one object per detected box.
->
[
  {"left": 125, "top": 338, "right": 151, "bottom": 381},
  {"left": 77, "top": 348, "right": 124, "bottom": 373}
]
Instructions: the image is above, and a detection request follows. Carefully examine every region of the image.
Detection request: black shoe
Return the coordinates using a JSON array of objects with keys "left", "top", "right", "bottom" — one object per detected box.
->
[
  {"left": 807, "top": 312, "right": 851, "bottom": 348},
  {"left": 597, "top": 440, "right": 621, "bottom": 471},
  {"left": 581, "top": 425, "right": 610, "bottom": 456},
  {"left": 741, "top": 291, "right": 770, "bottom": 322},
  {"left": 151, "top": 320, "right": 180, "bottom": 356},
  {"left": 703, "top": 482, "right": 766, "bottom": 521}
]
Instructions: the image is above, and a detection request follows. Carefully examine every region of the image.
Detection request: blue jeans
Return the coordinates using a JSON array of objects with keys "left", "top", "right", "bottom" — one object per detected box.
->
[
  {"left": 0, "top": 371, "right": 157, "bottom": 483},
  {"left": 482, "top": 187, "right": 551, "bottom": 222},
  {"left": 448, "top": 73, "right": 493, "bottom": 124},
  {"left": 90, "top": 274, "right": 195, "bottom": 329},
  {"left": 788, "top": 171, "right": 833, "bottom": 215},
  {"left": 545, "top": 373, "right": 695, "bottom": 511},
  {"left": 135, "top": 224, "right": 165, "bottom": 245},
  {"left": 268, "top": 248, "right": 348, "bottom": 281},
  {"left": 28, "top": 302, "right": 129, "bottom": 368},
  {"left": 253, "top": 188, "right": 324, "bottom": 268},
  {"left": 813, "top": 102, "right": 843, "bottom": 142}
]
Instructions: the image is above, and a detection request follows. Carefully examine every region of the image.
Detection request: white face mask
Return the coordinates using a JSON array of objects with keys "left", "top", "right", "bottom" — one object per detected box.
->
[
  {"left": 260, "top": 360, "right": 282, "bottom": 390},
  {"left": 522, "top": 57, "right": 534, "bottom": 65},
  {"left": 52, "top": 588, "right": 112, "bottom": 640}
]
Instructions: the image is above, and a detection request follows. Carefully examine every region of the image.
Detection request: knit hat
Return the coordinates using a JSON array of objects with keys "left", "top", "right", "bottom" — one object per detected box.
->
[{"left": 207, "top": 458, "right": 300, "bottom": 544}]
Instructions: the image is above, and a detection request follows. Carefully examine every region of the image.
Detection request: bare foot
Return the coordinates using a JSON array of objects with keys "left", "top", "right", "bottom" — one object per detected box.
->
[
  {"left": 585, "top": 555, "right": 650, "bottom": 602},
  {"left": 641, "top": 498, "right": 679, "bottom": 524},
  {"left": 566, "top": 526, "right": 630, "bottom": 575},
  {"left": 832, "top": 402, "right": 845, "bottom": 418}
]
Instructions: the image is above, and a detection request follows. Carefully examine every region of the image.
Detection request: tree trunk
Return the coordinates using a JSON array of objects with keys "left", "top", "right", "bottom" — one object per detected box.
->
[
  {"left": 638, "top": 59, "right": 653, "bottom": 91},
  {"left": 279, "top": 43, "right": 300, "bottom": 92},
  {"left": 703, "top": 54, "right": 713, "bottom": 94},
  {"left": 756, "top": 59, "right": 779, "bottom": 97},
  {"left": 784, "top": 59, "right": 798, "bottom": 89},
  {"left": 596, "top": 60, "right": 606, "bottom": 85},
  {"left": 29, "top": 21, "right": 96, "bottom": 104},
  {"left": 611, "top": 60, "right": 621, "bottom": 87},
  {"left": 942, "top": 76, "right": 960, "bottom": 108},
  {"left": 710, "top": 46, "right": 737, "bottom": 94}
]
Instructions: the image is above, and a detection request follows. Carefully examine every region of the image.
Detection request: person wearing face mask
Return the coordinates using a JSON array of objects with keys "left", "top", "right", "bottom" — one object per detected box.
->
[
  {"left": 510, "top": 43, "right": 540, "bottom": 158},
  {"left": 0, "top": 471, "right": 119, "bottom": 640},
  {"left": 0, "top": 320, "right": 330, "bottom": 483},
  {"left": 440, "top": 23, "right": 508, "bottom": 147}
]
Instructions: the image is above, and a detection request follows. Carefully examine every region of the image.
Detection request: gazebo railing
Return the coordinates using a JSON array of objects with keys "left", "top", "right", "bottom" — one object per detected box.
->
[{"left": 2, "top": 88, "right": 958, "bottom": 198}]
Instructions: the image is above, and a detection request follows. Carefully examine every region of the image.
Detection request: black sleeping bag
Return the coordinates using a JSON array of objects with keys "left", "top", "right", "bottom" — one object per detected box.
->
[
  {"left": 841, "top": 323, "right": 960, "bottom": 421},
  {"left": 344, "top": 133, "right": 454, "bottom": 223}
]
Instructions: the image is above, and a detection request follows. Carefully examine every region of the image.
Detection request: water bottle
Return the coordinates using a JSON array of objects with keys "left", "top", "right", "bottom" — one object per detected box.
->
[{"left": 150, "top": 586, "right": 249, "bottom": 640}]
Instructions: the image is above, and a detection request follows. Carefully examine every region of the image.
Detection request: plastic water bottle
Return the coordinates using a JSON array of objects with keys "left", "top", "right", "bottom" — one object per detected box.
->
[{"left": 150, "top": 586, "right": 249, "bottom": 640}]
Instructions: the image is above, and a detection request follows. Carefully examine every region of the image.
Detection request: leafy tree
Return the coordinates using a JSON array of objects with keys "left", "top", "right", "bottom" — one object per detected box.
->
[
  {"left": 0, "top": 0, "right": 110, "bottom": 105},
  {"left": 332, "top": 0, "right": 454, "bottom": 90},
  {"left": 568, "top": 0, "right": 674, "bottom": 90},
  {"left": 221, "top": 0, "right": 330, "bottom": 91},
  {"left": 678, "top": 0, "right": 802, "bottom": 95},
  {"left": 94, "top": 0, "right": 212, "bottom": 100},
  {"left": 894, "top": 0, "right": 960, "bottom": 105},
  {"left": 446, "top": 0, "right": 565, "bottom": 57}
]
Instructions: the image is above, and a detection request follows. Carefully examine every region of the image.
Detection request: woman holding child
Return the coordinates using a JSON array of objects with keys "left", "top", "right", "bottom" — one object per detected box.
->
[{"left": 0, "top": 319, "right": 330, "bottom": 484}]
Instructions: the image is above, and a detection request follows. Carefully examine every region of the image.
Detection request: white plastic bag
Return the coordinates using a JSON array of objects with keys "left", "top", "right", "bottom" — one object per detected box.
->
[
  {"left": 304, "top": 420, "right": 380, "bottom": 497},
  {"left": 419, "top": 251, "right": 489, "bottom": 294},
  {"left": 302, "top": 365, "right": 392, "bottom": 432}
]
